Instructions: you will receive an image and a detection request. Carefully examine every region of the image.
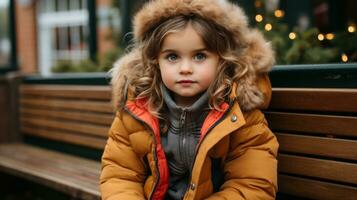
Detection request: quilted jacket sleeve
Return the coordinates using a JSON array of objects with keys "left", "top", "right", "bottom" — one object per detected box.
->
[
  {"left": 206, "top": 109, "right": 279, "bottom": 200},
  {"left": 100, "top": 112, "right": 147, "bottom": 200}
]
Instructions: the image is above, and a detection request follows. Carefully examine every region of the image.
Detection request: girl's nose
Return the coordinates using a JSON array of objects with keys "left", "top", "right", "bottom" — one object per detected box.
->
[{"left": 179, "top": 59, "right": 193, "bottom": 74}]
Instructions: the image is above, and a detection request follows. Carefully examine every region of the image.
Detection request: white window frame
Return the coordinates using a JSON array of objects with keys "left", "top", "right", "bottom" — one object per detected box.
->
[{"left": 37, "top": 2, "right": 88, "bottom": 76}]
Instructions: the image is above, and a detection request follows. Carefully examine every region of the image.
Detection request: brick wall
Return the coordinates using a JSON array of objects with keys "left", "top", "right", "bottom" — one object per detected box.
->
[{"left": 16, "top": 1, "right": 38, "bottom": 74}]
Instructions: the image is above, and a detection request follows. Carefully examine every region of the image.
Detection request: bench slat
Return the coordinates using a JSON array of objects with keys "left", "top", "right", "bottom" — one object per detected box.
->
[
  {"left": 279, "top": 154, "right": 357, "bottom": 185},
  {"left": 279, "top": 175, "right": 357, "bottom": 200},
  {"left": 21, "top": 117, "right": 109, "bottom": 138},
  {"left": 270, "top": 88, "right": 357, "bottom": 113},
  {"left": 266, "top": 112, "right": 357, "bottom": 137},
  {"left": 21, "top": 107, "right": 113, "bottom": 126},
  {"left": 277, "top": 133, "right": 357, "bottom": 161},
  {"left": 20, "top": 98, "right": 113, "bottom": 113},
  {"left": 21, "top": 126, "right": 106, "bottom": 149},
  {"left": 0, "top": 143, "right": 100, "bottom": 200},
  {"left": 20, "top": 85, "right": 111, "bottom": 100}
]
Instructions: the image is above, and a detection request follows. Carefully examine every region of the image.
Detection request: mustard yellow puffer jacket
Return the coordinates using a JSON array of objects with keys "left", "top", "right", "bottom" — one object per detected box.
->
[{"left": 100, "top": 79, "right": 278, "bottom": 200}]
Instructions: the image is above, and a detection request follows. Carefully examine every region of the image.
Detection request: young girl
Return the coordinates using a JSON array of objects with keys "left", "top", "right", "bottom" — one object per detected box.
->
[{"left": 100, "top": 0, "right": 278, "bottom": 199}]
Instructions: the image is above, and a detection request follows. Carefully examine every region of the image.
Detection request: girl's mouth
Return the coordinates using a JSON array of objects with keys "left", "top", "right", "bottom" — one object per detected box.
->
[
  {"left": 177, "top": 80, "right": 195, "bottom": 84},
  {"left": 177, "top": 80, "right": 196, "bottom": 86}
]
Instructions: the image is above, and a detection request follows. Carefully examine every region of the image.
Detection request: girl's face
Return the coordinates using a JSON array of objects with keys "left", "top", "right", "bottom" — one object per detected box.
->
[{"left": 158, "top": 23, "right": 219, "bottom": 107}]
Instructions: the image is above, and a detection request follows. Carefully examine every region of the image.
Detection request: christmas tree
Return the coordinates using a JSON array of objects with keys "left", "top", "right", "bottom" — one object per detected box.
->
[{"left": 251, "top": 0, "right": 356, "bottom": 64}]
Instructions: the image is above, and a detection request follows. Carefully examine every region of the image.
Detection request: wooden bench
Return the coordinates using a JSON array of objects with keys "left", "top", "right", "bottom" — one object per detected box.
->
[
  {"left": 0, "top": 81, "right": 113, "bottom": 200},
  {"left": 266, "top": 88, "right": 357, "bottom": 200},
  {"left": 1, "top": 68, "right": 357, "bottom": 199}
]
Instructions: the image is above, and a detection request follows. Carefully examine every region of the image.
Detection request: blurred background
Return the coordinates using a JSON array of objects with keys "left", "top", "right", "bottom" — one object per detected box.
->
[
  {"left": 0, "top": 0, "right": 356, "bottom": 76},
  {"left": 0, "top": 1, "right": 356, "bottom": 200}
]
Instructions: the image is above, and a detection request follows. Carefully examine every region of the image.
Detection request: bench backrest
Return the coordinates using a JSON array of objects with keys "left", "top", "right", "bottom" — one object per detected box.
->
[
  {"left": 18, "top": 83, "right": 357, "bottom": 199},
  {"left": 19, "top": 84, "right": 113, "bottom": 150},
  {"left": 266, "top": 88, "right": 357, "bottom": 200}
]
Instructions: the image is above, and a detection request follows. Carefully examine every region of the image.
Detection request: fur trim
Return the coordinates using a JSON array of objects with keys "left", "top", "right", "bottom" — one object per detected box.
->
[
  {"left": 110, "top": 49, "right": 142, "bottom": 110},
  {"left": 133, "top": 0, "right": 249, "bottom": 44},
  {"left": 111, "top": 0, "right": 275, "bottom": 111},
  {"left": 236, "top": 29, "right": 275, "bottom": 111}
]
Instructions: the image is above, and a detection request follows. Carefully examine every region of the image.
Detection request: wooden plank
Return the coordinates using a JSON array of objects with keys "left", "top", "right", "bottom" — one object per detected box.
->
[
  {"left": 0, "top": 85, "right": 10, "bottom": 142},
  {"left": 21, "top": 117, "right": 109, "bottom": 138},
  {"left": 270, "top": 88, "right": 357, "bottom": 113},
  {"left": 0, "top": 77, "right": 21, "bottom": 143},
  {"left": 278, "top": 154, "right": 357, "bottom": 185},
  {"left": 277, "top": 133, "right": 357, "bottom": 161},
  {"left": 279, "top": 175, "right": 357, "bottom": 200},
  {"left": 20, "top": 85, "right": 111, "bottom": 100},
  {"left": 21, "top": 126, "right": 107, "bottom": 150},
  {"left": 265, "top": 112, "right": 357, "bottom": 137},
  {"left": 21, "top": 107, "right": 114, "bottom": 126},
  {"left": 3, "top": 73, "right": 22, "bottom": 142},
  {"left": 20, "top": 98, "right": 113, "bottom": 113},
  {"left": 0, "top": 143, "right": 100, "bottom": 200}
]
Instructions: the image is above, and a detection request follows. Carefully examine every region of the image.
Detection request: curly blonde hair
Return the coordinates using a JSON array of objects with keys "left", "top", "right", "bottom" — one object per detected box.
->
[{"left": 128, "top": 15, "right": 249, "bottom": 117}]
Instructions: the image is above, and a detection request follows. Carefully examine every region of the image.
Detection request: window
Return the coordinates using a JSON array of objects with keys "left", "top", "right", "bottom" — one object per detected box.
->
[
  {"left": 0, "top": 0, "right": 15, "bottom": 70},
  {"left": 37, "top": 0, "right": 93, "bottom": 75}
]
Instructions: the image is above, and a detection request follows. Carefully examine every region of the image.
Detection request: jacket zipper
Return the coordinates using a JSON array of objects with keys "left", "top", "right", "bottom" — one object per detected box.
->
[
  {"left": 184, "top": 101, "right": 234, "bottom": 197},
  {"left": 123, "top": 107, "right": 160, "bottom": 200},
  {"left": 180, "top": 109, "right": 187, "bottom": 165},
  {"left": 180, "top": 109, "right": 187, "bottom": 127}
]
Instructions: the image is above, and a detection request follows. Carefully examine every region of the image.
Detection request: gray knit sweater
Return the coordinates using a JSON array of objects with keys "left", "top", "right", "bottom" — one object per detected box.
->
[{"left": 160, "top": 85, "right": 210, "bottom": 200}]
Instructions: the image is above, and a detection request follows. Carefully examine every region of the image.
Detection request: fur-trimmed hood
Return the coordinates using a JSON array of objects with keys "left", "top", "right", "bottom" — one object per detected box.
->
[{"left": 111, "top": 0, "right": 275, "bottom": 111}]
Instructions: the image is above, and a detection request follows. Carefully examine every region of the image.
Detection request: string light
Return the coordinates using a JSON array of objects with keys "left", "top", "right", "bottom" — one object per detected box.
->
[
  {"left": 274, "top": 10, "right": 284, "bottom": 18},
  {"left": 289, "top": 32, "right": 297, "bottom": 40},
  {"left": 341, "top": 53, "right": 348, "bottom": 62},
  {"left": 255, "top": 14, "right": 263, "bottom": 23},
  {"left": 317, "top": 34, "right": 325, "bottom": 41},
  {"left": 265, "top": 23, "right": 272, "bottom": 31},
  {"left": 348, "top": 25, "right": 356, "bottom": 33},
  {"left": 325, "top": 33, "right": 334, "bottom": 40}
]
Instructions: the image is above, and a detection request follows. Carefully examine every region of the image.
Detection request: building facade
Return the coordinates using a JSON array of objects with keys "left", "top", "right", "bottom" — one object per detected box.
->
[
  {"left": 0, "top": 0, "right": 356, "bottom": 75},
  {"left": 14, "top": 0, "right": 121, "bottom": 75}
]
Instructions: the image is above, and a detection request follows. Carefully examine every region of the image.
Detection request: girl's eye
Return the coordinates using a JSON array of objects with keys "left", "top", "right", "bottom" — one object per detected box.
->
[
  {"left": 194, "top": 53, "right": 206, "bottom": 61},
  {"left": 166, "top": 54, "right": 178, "bottom": 62}
]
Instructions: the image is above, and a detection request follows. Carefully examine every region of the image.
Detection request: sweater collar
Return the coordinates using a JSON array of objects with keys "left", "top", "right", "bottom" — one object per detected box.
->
[{"left": 161, "top": 84, "right": 209, "bottom": 121}]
